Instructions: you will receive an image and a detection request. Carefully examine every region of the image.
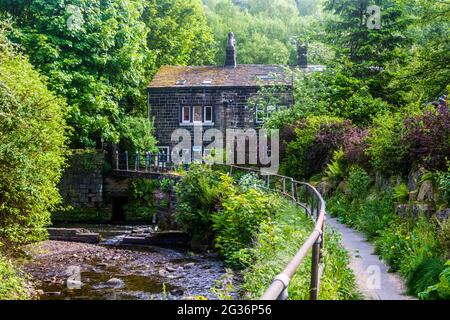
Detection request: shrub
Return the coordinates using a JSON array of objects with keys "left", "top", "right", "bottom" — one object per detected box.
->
[
  {"left": 212, "top": 189, "right": 281, "bottom": 268},
  {"left": 124, "top": 179, "right": 158, "bottom": 223},
  {"left": 159, "top": 178, "right": 175, "bottom": 194},
  {"left": 419, "top": 261, "right": 450, "bottom": 300},
  {"left": 175, "top": 164, "right": 228, "bottom": 239},
  {"left": 407, "top": 258, "right": 447, "bottom": 297},
  {"left": 392, "top": 183, "right": 409, "bottom": 204},
  {"left": 238, "top": 173, "right": 266, "bottom": 192},
  {"left": 281, "top": 116, "right": 348, "bottom": 179},
  {"left": 347, "top": 166, "right": 371, "bottom": 200},
  {"left": 0, "top": 29, "right": 68, "bottom": 248},
  {"left": 366, "top": 112, "right": 410, "bottom": 177},
  {"left": 403, "top": 103, "right": 450, "bottom": 172},
  {"left": 374, "top": 215, "right": 444, "bottom": 277},
  {"left": 0, "top": 254, "right": 29, "bottom": 300}
]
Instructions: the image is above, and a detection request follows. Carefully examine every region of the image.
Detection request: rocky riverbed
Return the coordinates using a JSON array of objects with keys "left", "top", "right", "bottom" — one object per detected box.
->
[{"left": 24, "top": 240, "right": 231, "bottom": 300}]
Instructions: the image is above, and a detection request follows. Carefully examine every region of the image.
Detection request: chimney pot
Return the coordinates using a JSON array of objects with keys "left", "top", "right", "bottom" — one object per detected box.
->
[{"left": 224, "top": 32, "right": 237, "bottom": 68}]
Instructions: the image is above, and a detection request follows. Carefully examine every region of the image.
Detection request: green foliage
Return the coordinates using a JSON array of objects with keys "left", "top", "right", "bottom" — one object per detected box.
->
[
  {"left": 124, "top": 179, "right": 158, "bottom": 223},
  {"left": 324, "top": 149, "right": 348, "bottom": 183},
  {"left": 374, "top": 215, "right": 444, "bottom": 277},
  {"left": 392, "top": 183, "right": 409, "bottom": 204},
  {"left": 175, "top": 164, "right": 225, "bottom": 238},
  {"left": 407, "top": 258, "right": 447, "bottom": 297},
  {"left": 52, "top": 208, "right": 112, "bottom": 224},
  {"left": 213, "top": 189, "right": 281, "bottom": 268},
  {"left": 203, "top": 0, "right": 330, "bottom": 65},
  {"left": 0, "top": 254, "right": 29, "bottom": 300},
  {"left": 436, "top": 163, "right": 450, "bottom": 204},
  {"left": 159, "top": 178, "right": 175, "bottom": 194},
  {"left": 242, "top": 200, "right": 359, "bottom": 300},
  {"left": 118, "top": 116, "right": 157, "bottom": 154},
  {"left": 237, "top": 173, "right": 266, "bottom": 192},
  {"left": 323, "top": 0, "right": 411, "bottom": 105},
  {"left": 281, "top": 115, "right": 345, "bottom": 179},
  {"left": 145, "top": 0, "right": 216, "bottom": 67},
  {"left": 347, "top": 166, "right": 371, "bottom": 200},
  {"left": 419, "top": 260, "right": 450, "bottom": 300},
  {"left": 1, "top": 0, "right": 215, "bottom": 148},
  {"left": 365, "top": 112, "right": 410, "bottom": 177},
  {"left": 0, "top": 29, "right": 68, "bottom": 248}
]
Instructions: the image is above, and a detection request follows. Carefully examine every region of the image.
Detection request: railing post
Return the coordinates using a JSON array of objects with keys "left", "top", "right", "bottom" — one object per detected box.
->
[
  {"left": 135, "top": 151, "right": 139, "bottom": 172},
  {"left": 115, "top": 150, "right": 119, "bottom": 170},
  {"left": 267, "top": 175, "right": 270, "bottom": 188},
  {"left": 291, "top": 179, "right": 295, "bottom": 200},
  {"left": 309, "top": 236, "right": 322, "bottom": 300},
  {"left": 282, "top": 177, "right": 286, "bottom": 194},
  {"left": 125, "top": 151, "right": 129, "bottom": 171}
]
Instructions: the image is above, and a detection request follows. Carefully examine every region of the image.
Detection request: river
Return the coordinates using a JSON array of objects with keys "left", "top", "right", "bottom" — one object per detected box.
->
[{"left": 24, "top": 224, "right": 233, "bottom": 300}]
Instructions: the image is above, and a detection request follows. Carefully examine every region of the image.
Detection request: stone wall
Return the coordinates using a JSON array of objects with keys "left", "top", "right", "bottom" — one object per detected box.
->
[{"left": 58, "top": 150, "right": 105, "bottom": 208}]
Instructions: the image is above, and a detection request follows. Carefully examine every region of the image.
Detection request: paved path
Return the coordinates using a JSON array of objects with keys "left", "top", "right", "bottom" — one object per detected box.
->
[{"left": 327, "top": 216, "right": 416, "bottom": 300}]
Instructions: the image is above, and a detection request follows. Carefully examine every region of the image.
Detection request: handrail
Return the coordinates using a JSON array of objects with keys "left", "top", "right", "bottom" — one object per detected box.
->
[
  {"left": 110, "top": 152, "right": 327, "bottom": 300},
  {"left": 222, "top": 165, "right": 327, "bottom": 300}
]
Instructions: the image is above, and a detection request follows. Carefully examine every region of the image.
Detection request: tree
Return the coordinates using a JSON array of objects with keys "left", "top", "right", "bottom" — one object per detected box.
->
[
  {"left": 144, "top": 0, "right": 216, "bottom": 67},
  {"left": 0, "top": 28, "right": 68, "bottom": 248},
  {"left": 323, "top": 0, "right": 411, "bottom": 104},
  {"left": 0, "top": 0, "right": 150, "bottom": 148}
]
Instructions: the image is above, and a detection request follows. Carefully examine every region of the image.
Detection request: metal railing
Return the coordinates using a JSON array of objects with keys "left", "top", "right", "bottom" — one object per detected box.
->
[
  {"left": 111, "top": 153, "right": 326, "bottom": 300},
  {"left": 220, "top": 165, "right": 326, "bottom": 300}
]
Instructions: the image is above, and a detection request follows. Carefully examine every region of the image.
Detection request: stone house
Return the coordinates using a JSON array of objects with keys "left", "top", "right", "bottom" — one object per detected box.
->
[{"left": 148, "top": 32, "right": 322, "bottom": 163}]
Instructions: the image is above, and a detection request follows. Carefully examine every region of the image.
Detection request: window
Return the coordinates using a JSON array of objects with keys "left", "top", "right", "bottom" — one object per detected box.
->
[
  {"left": 182, "top": 106, "right": 191, "bottom": 123},
  {"left": 180, "top": 106, "right": 214, "bottom": 125},
  {"left": 204, "top": 106, "right": 213, "bottom": 123},
  {"left": 193, "top": 106, "right": 202, "bottom": 123},
  {"left": 256, "top": 105, "right": 280, "bottom": 124}
]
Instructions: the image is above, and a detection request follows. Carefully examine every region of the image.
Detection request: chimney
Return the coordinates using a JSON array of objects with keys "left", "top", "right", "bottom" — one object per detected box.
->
[
  {"left": 224, "top": 32, "right": 237, "bottom": 68},
  {"left": 297, "top": 43, "right": 308, "bottom": 68}
]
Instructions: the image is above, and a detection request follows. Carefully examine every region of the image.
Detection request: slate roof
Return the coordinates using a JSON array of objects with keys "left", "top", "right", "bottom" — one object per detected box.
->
[{"left": 148, "top": 65, "right": 296, "bottom": 89}]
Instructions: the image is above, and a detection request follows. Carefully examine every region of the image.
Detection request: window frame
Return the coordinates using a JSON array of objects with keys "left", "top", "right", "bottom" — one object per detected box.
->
[
  {"left": 203, "top": 106, "right": 213, "bottom": 124},
  {"left": 181, "top": 106, "right": 191, "bottom": 124}
]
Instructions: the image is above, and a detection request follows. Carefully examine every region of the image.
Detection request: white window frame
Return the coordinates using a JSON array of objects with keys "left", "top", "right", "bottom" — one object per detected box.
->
[
  {"left": 193, "top": 106, "right": 203, "bottom": 124},
  {"left": 256, "top": 105, "right": 280, "bottom": 124},
  {"left": 203, "top": 106, "right": 213, "bottom": 124},
  {"left": 181, "top": 106, "right": 191, "bottom": 124}
]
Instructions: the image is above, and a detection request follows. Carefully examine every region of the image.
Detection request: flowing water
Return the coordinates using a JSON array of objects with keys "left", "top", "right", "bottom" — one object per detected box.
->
[{"left": 25, "top": 224, "right": 231, "bottom": 300}]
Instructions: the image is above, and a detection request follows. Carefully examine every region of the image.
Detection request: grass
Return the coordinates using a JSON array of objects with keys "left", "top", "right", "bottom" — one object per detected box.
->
[{"left": 241, "top": 200, "right": 360, "bottom": 300}]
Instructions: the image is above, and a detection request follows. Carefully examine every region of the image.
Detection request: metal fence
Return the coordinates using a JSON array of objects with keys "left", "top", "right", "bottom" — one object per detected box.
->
[{"left": 112, "top": 153, "right": 326, "bottom": 300}]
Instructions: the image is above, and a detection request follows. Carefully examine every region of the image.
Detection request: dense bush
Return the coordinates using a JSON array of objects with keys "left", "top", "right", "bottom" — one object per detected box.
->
[
  {"left": 0, "top": 254, "right": 29, "bottom": 300},
  {"left": 419, "top": 261, "right": 450, "bottom": 300},
  {"left": 281, "top": 116, "right": 348, "bottom": 179},
  {"left": 365, "top": 112, "right": 410, "bottom": 177},
  {"left": 0, "top": 30, "right": 67, "bottom": 249},
  {"left": 175, "top": 165, "right": 224, "bottom": 240},
  {"left": 213, "top": 189, "right": 281, "bottom": 268},
  {"left": 375, "top": 215, "right": 445, "bottom": 277},
  {"left": 403, "top": 104, "right": 450, "bottom": 172}
]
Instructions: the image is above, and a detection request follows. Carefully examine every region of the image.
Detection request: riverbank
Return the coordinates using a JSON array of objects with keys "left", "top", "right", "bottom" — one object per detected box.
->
[{"left": 23, "top": 240, "right": 229, "bottom": 300}]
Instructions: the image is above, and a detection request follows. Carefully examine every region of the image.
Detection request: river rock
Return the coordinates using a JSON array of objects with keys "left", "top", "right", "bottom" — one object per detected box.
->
[
  {"left": 165, "top": 266, "right": 177, "bottom": 273},
  {"left": 184, "top": 263, "right": 195, "bottom": 269},
  {"left": 105, "top": 278, "right": 124, "bottom": 288}
]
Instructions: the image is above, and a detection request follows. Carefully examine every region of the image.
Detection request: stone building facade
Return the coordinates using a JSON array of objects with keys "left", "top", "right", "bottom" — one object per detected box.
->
[{"left": 148, "top": 33, "right": 321, "bottom": 163}]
